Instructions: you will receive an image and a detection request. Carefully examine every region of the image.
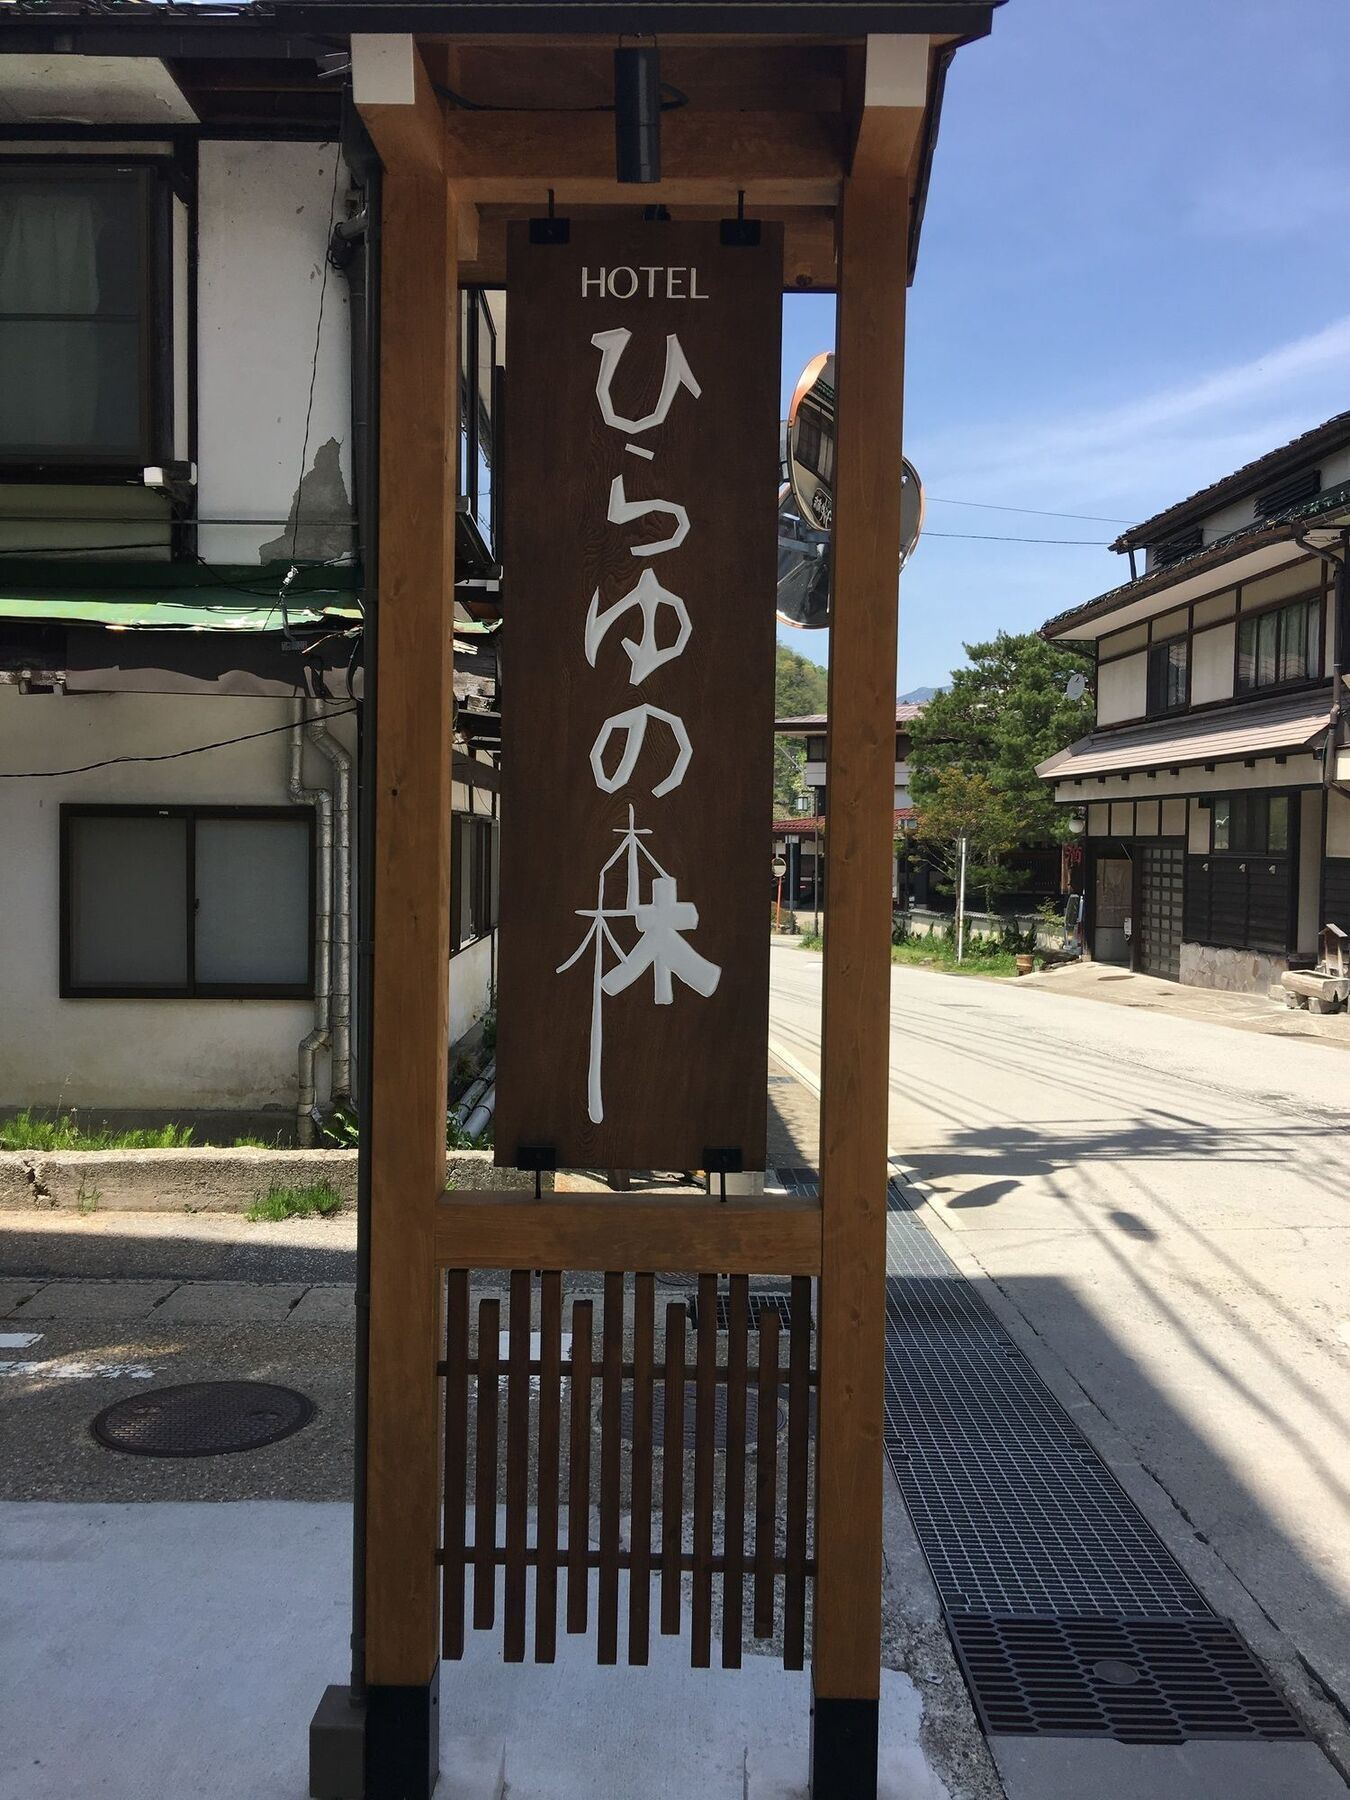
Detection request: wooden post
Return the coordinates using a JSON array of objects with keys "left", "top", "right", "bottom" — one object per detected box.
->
[
  {"left": 812, "top": 167, "right": 909, "bottom": 1799},
  {"left": 355, "top": 39, "right": 457, "bottom": 1800}
]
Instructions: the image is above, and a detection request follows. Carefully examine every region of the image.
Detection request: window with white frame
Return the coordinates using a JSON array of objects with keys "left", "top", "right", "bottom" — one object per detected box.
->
[
  {"left": 0, "top": 162, "right": 171, "bottom": 471},
  {"left": 61, "top": 807, "right": 313, "bottom": 998}
]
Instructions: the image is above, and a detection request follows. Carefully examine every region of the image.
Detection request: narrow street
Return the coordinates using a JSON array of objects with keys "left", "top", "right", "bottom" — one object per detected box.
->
[{"left": 768, "top": 941, "right": 1350, "bottom": 1754}]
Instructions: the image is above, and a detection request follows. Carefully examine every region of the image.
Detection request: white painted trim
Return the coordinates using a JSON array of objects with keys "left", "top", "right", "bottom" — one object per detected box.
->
[
  {"left": 863, "top": 35, "right": 929, "bottom": 110},
  {"left": 351, "top": 35, "right": 417, "bottom": 108}
]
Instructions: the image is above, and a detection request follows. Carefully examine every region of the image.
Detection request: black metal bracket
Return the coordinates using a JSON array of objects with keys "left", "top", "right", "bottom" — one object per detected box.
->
[
  {"left": 516, "top": 1143, "right": 557, "bottom": 1199},
  {"left": 704, "top": 1145, "right": 743, "bottom": 1204},
  {"left": 720, "top": 190, "right": 761, "bottom": 248},
  {"left": 529, "top": 189, "right": 570, "bottom": 245}
]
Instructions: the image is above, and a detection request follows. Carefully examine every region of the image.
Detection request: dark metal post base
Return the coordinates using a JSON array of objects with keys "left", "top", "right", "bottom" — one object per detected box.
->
[
  {"left": 810, "top": 1692, "right": 879, "bottom": 1800},
  {"left": 365, "top": 1665, "right": 441, "bottom": 1800},
  {"left": 309, "top": 1684, "right": 366, "bottom": 1800}
]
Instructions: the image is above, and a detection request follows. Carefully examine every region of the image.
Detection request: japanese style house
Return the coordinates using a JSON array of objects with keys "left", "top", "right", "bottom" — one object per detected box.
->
[{"left": 1039, "top": 411, "right": 1350, "bottom": 991}]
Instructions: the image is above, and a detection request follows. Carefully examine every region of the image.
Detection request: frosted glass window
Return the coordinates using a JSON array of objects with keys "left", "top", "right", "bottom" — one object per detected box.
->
[
  {"left": 0, "top": 170, "right": 153, "bottom": 460},
  {"left": 194, "top": 817, "right": 310, "bottom": 986},
  {"left": 63, "top": 809, "right": 313, "bottom": 996},
  {"left": 67, "top": 814, "right": 188, "bottom": 989}
]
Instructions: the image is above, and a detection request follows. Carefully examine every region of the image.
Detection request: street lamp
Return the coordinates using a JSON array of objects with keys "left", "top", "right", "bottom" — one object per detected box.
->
[{"left": 1067, "top": 807, "right": 1087, "bottom": 836}]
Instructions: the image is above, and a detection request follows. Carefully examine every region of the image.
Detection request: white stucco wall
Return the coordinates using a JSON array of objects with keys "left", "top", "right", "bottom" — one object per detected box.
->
[
  {"left": 1057, "top": 751, "right": 1323, "bottom": 805},
  {"left": 1096, "top": 651, "right": 1146, "bottom": 725},
  {"left": 0, "top": 687, "right": 357, "bottom": 1110},
  {"left": 196, "top": 141, "right": 354, "bottom": 565},
  {"left": 1190, "top": 621, "right": 1235, "bottom": 706}
]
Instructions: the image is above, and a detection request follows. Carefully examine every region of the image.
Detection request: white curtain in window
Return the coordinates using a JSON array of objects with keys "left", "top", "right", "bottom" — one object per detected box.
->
[{"left": 0, "top": 191, "right": 103, "bottom": 449}]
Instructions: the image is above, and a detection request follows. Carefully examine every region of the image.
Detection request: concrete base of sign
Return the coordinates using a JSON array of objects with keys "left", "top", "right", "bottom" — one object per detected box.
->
[{"left": 0, "top": 1500, "right": 949, "bottom": 1800}]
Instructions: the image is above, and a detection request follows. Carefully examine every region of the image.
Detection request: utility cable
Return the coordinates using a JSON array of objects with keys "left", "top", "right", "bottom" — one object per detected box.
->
[{"left": 0, "top": 706, "right": 356, "bottom": 779}]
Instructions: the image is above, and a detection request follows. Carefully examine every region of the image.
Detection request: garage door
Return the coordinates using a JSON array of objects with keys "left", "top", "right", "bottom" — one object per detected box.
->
[{"left": 1138, "top": 845, "right": 1184, "bottom": 981}]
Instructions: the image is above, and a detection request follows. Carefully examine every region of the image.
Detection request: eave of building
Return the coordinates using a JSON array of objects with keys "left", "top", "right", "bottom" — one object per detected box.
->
[
  {"left": 1042, "top": 481, "right": 1350, "bottom": 643},
  {"left": 1036, "top": 686, "right": 1334, "bottom": 785},
  {"left": 1109, "top": 408, "right": 1350, "bottom": 555}
]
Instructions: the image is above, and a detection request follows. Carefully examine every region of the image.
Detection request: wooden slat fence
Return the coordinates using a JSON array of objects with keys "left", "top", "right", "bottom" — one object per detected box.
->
[{"left": 439, "top": 1269, "right": 816, "bottom": 1669}]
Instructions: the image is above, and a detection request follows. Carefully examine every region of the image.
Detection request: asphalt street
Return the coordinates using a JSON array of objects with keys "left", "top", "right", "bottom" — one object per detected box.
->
[{"left": 768, "top": 940, "right": 1350, "bottom": 1766}]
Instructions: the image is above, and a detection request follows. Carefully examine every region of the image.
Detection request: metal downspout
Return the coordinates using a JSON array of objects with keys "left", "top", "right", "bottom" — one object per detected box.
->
[
  {"left": 1294, "top": 528, "right": 1348, "bottom": 796},
  {"left": 289, "top": 697, "right": 333, "bottom": 1145},
  {"left": 308, "top": 709, "right": 354, "bottom": 1100}
]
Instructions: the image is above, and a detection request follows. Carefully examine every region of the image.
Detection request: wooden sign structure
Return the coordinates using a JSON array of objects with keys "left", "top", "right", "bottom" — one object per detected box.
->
[
  {"left": 496, "top": 219, "right": 781, "bottom": 1173},
  {"left": 333, "top": 15, "right": 1002, "bottom": 1800}
]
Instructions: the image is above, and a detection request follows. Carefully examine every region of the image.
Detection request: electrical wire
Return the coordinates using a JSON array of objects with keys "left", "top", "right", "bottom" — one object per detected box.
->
[
  {"left": 923, "top": 530, "right": 1111, "bottom": 545},
  {"left": 0, "top": 706, "right": 356, "bottom": 780},
  {"left": 926, "top": 496, "right": 1134, "bottom": 525}
]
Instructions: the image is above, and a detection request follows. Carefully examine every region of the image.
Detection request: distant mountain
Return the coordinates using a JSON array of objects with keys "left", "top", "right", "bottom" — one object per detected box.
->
[{"left": 897, "top": 685, "right": 940, "bottom": 704}]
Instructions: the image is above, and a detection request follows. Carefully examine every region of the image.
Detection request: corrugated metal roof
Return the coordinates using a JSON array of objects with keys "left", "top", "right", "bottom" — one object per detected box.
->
[{"left": 1037, "top": 689, "right": 1333, "bottom": 781}]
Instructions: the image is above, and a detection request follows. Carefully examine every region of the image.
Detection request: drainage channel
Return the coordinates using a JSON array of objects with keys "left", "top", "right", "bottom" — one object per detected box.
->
[{"left": 879, "top": 1173, "right": 1305, "bottom": 1747}]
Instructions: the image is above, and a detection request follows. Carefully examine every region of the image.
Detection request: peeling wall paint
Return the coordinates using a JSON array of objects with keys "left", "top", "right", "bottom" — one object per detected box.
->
[{"left": 196, "top": 142, "right": 354, "bottom": 566}]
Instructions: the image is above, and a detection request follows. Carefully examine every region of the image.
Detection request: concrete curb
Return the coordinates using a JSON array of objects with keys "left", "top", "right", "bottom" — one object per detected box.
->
[{"left": 0, "top": 1147, "right": 535, "bottom": 1213}]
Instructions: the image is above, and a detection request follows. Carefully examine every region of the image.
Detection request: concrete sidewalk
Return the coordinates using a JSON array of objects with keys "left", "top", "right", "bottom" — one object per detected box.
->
[
  {"left": 0, "top": 1502, "right": 956, "bottom": 1800},
  {"left": 1020, "top": 957, "right": 1350, "bottom": 1044}
]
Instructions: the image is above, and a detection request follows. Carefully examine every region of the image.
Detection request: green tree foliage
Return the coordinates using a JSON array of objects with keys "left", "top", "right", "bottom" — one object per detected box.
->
[
  {"left": 909, "top": 631, "right": 1093, "bottom": 847},
  {"left": 773, "top": 644, "right": 829, "bottom": 818},
  {"left": 909, "top": 631, "right": 1092, "bottom": 909}
]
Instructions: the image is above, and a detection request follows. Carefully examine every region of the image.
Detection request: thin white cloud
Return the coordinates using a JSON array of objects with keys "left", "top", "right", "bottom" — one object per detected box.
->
[{"left": 916, "top": 313, "right": 1350, "bottom": 520}]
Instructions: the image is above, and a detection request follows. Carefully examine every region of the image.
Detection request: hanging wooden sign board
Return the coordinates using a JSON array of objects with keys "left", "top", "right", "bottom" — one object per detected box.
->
[{"left": 495, "top": 219, "right": 782, "bottom": 1172}]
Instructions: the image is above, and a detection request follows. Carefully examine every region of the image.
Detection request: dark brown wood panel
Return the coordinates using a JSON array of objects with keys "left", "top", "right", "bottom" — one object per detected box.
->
[
  {"left": 628, "top": 1273, "right": 656, "bottom": 1666},
  {"left": 474, "top": 1297, "right": 501, "bottom": 1632},
  {"left": 567, "top": 1300, "right": 594, "bottom": 1635},
  {"left": 503, "top": 1269, "right": 532, "bottom": 1661},
  {"left": 496, "top": 220, "right": 783, "bottom": 1170},
  {"left": 753, "top": 1309, "right": 780, "bottom": 1639},
  {"left": 661, "top": 1301, "right": 686, "bottom": 1636},
  {"left": 535, "top": 1270, "right": 563, "bottom": 1663},
  {"left": 442, "top": 1269, "right": 470, "bottom": 1660}
]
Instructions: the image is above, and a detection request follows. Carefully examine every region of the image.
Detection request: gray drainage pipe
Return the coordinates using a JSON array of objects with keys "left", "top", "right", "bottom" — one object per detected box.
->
[
  {"left": 450, "top": 1057, "right": 496, "bottom": 1129},
  {"left": 289, "top": 698, "right": 332, "bottom": 1146},
  {"left": 463, "top": 1083, "right": 496, "bottom": 1143},
  {"left": 308, "top": 708, "right": 354, "bottom": 1101}
]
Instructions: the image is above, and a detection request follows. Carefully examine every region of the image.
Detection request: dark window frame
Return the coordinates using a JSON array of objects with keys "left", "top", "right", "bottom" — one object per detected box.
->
[
  {"left": 457, "top": 286, "right": 499, "bottom": 560},
  {"left": 450, "top": 810, "right": 499, "bottom": 955},
  {"left": 0, "top": 157, "right": 174, "bottom": 479},
  {"left": 1146, "top": 633, "right": 1189, "bottom": 717},
  {"left": 1234, "top": 590, "right": 1324, "bottom": 696},
  {"left": 59, "top": 804, "right": 316, "bottom": 1000}
]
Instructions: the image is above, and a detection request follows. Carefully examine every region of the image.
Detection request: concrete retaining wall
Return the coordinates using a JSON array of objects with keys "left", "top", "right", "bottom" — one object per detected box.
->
[
  {"left": 0, "top": 1147, "right": 535, "bottom": 1213},
  {"left": 1179, "top": 941, "right": 1288, "bottom": 995}
]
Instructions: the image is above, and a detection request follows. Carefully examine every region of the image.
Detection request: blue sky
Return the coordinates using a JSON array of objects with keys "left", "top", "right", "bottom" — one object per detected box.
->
[{"left": 778, "top": 0, "right": 1350, "bottom": 691}]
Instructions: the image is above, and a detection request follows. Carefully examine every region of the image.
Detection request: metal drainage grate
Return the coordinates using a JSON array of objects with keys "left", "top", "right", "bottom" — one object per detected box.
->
[
  {"left": 619, "top": 1385, "right": 785, "bottom": 1452},
  {"left": 92, "top": 1381, "right": 316, "bottom": 1459},
  {"left": 685, "top": 1291, "right": 808, "bottom": 1333},
  {"left": 947, "top": 1613, "right": 1305, "bottom": 1744}
]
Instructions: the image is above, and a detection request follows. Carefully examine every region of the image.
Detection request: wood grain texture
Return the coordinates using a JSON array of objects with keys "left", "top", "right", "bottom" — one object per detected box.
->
[
  {"left": 814, "top": 172, "right": 909, "bottom": 1704},
  {"left": 784, "top": 1276, "right": 813, "bottom": 1672},
  {"left": 722, "top": 1275, "right": 749, "bottom": 1668},
  {"left": 495, "top": 220, "right": 782, "bottom": 1172},
  {"left": 434, "top": 1190, "right": 821, "bottom": 1275},
  {"left": 442, "top": 1269, "right": 470, "bottom": 1660},
  {"left": 597, "top": 1271, "right": 624, "bottom": 1665},
  {"left": 443, "top": 111, "right": 842, "bottom": 203},
  {"left": 628, "top": 1272, "right": 655, "bottom": 1666},
  {"left": 503, "top": 1269, "right": 532, "bottom": 1661},
  {"left": 535, "top": 1270, "right": 563, "bottom": 1662},
  {"left": 361, "top": 152, "right": 457, "bottom": 1687},
  {"left": 691, "top": 1272, "right": 717, "bottom": 1669}
]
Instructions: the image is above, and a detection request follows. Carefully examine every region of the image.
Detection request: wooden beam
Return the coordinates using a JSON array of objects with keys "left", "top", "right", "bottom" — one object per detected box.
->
[
  {"left": 353, "top": 34, "right": 445, "bottom": 175},
  {"left": 848, "top": 34, "right": 929, "bottom": 180},
  {"left": 449, "top": 43, "right": 846, "bottom": 112},
  {"left": 443, "top": 110, "right": 843, "bottom": 205},
  {"left": 813, "top": 166, "right": 909, "bottom": 1739},
  {"left": 433, "top": 1191, "right": 822, "bottom": 1276},
  {"left": 362, "top": 167, "right": 458, "bottom": 1691},
  {"left": 462, "top": 203, "right": 838, "bottom": 289}
]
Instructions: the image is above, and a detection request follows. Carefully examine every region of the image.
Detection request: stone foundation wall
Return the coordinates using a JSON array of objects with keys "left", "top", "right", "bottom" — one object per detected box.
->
[{"left": 1179, "top": 941, "right": 1287, "bottom": 995}]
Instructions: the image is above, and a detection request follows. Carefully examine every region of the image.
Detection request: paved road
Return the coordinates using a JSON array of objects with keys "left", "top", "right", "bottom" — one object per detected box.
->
[{"left": 768, "top": 942, "right": 1350, "bottom": 1751}]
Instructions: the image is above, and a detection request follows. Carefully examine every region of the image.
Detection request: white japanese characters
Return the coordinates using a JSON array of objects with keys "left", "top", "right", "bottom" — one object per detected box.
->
[{"left": 556, "top": 322, "right": 722, "bottom": 1123}]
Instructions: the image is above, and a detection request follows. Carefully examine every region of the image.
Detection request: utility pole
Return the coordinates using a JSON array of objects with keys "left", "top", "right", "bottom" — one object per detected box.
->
[{"left": 956, "top": 832, "right": 968, "bottom": 963}]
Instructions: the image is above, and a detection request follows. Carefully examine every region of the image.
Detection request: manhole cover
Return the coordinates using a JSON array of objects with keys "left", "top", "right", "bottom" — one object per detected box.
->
[{"left": 92, "top": 1381, "right": 316, "bottom": 1458}]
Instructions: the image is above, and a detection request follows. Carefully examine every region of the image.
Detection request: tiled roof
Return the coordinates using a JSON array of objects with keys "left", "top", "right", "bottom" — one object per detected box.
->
[
  {"left": 775, "top": 701, "right": 926, "bottom": 731},
  {"left": 1110, "top": 409, "right": 1350, "bottom": 553},
  {"left": 1037, "top": 688, "right": 1333, "bottom": 782},
  {"left": 1042, "top": 478, "right": 1350, "bottom": 640}
]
